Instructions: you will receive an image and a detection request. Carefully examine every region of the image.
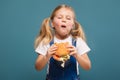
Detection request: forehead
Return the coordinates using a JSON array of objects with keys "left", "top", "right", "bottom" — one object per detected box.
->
[{"left": 55, "top": 8, "right": 74, "bottom": 16}]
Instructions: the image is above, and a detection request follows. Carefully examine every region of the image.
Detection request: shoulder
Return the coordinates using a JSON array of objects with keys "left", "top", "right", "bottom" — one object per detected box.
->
[
  {"left": 76, "top": 37, "right": 91, "bottom": 55},
  {"left": 35, "top": 41, "right": 50, "bottom": 55},
  {"left": 76, "top": 37, "right": 86, "bottom": 43}
]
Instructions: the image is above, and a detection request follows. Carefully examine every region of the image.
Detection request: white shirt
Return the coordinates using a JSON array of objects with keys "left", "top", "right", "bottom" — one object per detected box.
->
[{"left": 35, "top": 35, "right": 91, "bottom": 56}]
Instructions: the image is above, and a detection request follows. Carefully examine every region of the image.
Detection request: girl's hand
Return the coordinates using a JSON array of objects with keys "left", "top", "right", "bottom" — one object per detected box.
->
[
  {"left": 47, "top": 44, "right": 58, "bottom": 58},
  {"left": 67, "top": 44, "right": 78, "bottom": 57}
]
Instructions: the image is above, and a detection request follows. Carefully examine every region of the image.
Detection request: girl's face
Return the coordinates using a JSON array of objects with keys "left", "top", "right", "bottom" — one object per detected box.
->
[{"left": 52, "top": 8, "right": 75, "bottom": 39}]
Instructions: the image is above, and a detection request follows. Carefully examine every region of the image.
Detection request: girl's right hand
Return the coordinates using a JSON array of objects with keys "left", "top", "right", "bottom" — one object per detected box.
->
[{"left": 47, "top": 44, "right": 58, "bottom": 58}]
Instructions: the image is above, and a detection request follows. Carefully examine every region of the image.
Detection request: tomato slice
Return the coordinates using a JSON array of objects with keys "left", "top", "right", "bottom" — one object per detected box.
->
[{"left": 53, "top": 55, "right": 61, "bottom": 61}]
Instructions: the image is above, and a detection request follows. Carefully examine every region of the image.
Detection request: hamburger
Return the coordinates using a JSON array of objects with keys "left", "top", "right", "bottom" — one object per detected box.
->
[{"left": 53, "top": 42, "right": 70, "bottom": 62}]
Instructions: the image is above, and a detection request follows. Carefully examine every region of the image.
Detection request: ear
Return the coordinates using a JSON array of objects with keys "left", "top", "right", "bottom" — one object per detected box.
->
[
  {"left": 51, "top": 22, "right": 54, "bottom": 28},
  {"left": 50, "top": 20, "right": 55, "bottom": 28}
]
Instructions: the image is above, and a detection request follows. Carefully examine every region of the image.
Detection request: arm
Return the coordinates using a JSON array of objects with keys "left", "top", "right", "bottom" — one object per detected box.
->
[
  {"left": 67, "top": 45, "right": 91, "bottom": 70},
  {"left": 73, "top": 53, "right": 91, "bottom": 70},
  {"left": 35, "top": 53, "right": 51, "bottom": 71},
  {"left": 35, "top": 44, "right": 57, "bottom": 71}
]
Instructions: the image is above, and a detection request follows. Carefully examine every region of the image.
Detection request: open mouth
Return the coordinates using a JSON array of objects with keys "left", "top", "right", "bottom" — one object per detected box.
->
[{"left": 61, "top": 25, "right": 66, "bottom": 28}]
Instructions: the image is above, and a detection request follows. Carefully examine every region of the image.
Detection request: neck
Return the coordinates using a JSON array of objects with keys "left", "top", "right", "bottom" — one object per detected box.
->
[{"left": 55, "top": 34, "right": 69, "bottom": 40}]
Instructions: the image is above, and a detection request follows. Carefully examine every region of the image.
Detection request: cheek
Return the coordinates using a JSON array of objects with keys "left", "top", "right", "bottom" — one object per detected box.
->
[
  {"left": 52, "top": 19, "right": 61, "bottom": 27},
  {"left": 67, "top": 21, "right": 74, "bottom": 28}
]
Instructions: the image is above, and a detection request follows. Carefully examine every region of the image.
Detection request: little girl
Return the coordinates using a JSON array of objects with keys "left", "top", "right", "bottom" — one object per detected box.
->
[{"left": 34, "top": 4, "right": 91, "bottom": 80}]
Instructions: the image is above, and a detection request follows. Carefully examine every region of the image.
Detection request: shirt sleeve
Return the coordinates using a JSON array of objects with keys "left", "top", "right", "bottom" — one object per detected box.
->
[
  {"left": 76, "top": 38, "right": 91, "bottom": 55},
  {"left": 35, "top": 43, "right": 50, "bottom": 56}
]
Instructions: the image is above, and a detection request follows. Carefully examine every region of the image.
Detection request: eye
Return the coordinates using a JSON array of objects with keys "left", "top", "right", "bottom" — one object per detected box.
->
[
  {"left": 67, "top": 17, "right": 71, "bottom": 20},
  {"left": 57, "top": 16, "right": 62, "bottom": 19},
  {"left": 66, "top": 16, "right": 71, "bottom": 20}
]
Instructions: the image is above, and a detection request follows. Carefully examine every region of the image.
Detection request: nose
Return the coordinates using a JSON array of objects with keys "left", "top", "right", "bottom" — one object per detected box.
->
[{"left": 62, "top": 17, "right": 66, "bottom": 22}]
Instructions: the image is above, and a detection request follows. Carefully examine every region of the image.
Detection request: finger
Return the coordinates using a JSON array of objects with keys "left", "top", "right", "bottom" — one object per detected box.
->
[
  {"left": 50, "top": 51, "right": 57, "bottom": 55},
  {"left": 48, "top": 45, "right": 57, "bottom": 55},
  {"left": 48, "top": 49, "right": 56, "bottom": 55},
  {"left": 69, "top": 47, "right": 77, "bottom": 55},
  {"left": 67, "top": 46, "right": 75, "bottom": 52},
  {"left": 51, "top": 44, "right": 57, "bottom": 48},
  {"left": 49, "top": 44, "right": 57, "bottom": 50}
]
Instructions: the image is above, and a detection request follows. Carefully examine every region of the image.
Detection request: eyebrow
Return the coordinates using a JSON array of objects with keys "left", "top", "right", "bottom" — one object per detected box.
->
[{"left": 56, "top": 14, "right": 73, "bottom": 18}]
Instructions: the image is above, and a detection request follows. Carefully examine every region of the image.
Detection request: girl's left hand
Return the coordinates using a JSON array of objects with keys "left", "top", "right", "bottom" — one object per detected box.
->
[{"left": 67, "top": 44, "right": 78, "bottom": 56}]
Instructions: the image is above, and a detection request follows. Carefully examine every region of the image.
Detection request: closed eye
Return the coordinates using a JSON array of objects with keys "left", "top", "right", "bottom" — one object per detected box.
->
[
  {"left": 67, "top": 17, "right": 71, "bottom": 20},
  {"left": 66, "top": 16, "right": 71, "bottom": 20},
  {"left": 57, "top": 16, "right": 62, "bottom": 19},
  {"left": 57, "top": 17, "right": 62, "bottom": 19}
]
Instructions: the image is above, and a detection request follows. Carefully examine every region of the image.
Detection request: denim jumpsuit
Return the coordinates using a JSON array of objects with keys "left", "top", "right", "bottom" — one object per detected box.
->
[{"left": 46, "top": 38, "right": 80, "bottom": 80}]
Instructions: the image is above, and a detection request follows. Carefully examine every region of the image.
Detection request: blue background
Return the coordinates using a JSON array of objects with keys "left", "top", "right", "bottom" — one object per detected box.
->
[{"left": 0, "top": 0, "right": 120, "bottom": 80}]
